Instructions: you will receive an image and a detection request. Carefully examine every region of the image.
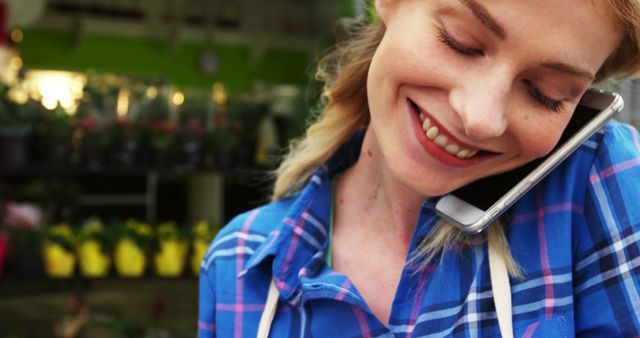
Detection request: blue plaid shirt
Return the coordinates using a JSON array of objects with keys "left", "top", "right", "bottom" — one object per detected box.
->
[{"left": 198, "top": 121, "right": 640, "bottom": 337}]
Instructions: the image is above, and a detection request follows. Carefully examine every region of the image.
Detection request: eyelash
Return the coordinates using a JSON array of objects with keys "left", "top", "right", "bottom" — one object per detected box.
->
[{"left": 436, "top": 27, "right": 565, "bottom": 113}]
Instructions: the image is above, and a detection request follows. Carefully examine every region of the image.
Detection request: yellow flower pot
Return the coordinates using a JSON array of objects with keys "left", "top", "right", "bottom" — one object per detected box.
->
[
  {"left": 154, "top": 240, "right": 188, "bottom": 277},
  {"left": 78, "top": 240, "right": 111, "bottom": 278},
  {"left": 43, "top": 243, "right": 76, "bottom": 278},
  {"left": 191, "top": 240, "right": 210, "bottom": 276},
  {"left": 114, "top": 239, "right": 146, "bottom": 277}
]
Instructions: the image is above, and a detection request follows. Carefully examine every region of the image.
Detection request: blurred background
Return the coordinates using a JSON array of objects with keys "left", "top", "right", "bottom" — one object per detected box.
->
[
  {"left": 0, "top": 0, "right": 362, "bottom": 337},
  {"left": 0, "top": 1, "right": 638, "bottom": 338}
]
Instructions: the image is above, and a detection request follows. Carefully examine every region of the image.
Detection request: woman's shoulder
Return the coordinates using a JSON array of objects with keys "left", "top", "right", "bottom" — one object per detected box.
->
[
  {"left": 597, "top": 119, "right": 640, "bottom": 160},
  {"left": 200, "top": 195, "right": 297, "bottom": 274},
  {"left": 216, "top": 195, "right": 298, "bottom": 240},
  {"left": 548, "top": 119, "right": 639, "bottom": 186}
]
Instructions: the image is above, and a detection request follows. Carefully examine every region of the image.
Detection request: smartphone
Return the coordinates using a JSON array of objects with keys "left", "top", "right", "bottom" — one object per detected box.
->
[{"left": 434, "top": 89, "right": 623, "bottom": 233}]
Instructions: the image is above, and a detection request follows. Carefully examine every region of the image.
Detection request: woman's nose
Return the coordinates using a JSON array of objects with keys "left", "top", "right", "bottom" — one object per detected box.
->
[{"left": 449, "top": 70, "right": 511, "bottom": 141}]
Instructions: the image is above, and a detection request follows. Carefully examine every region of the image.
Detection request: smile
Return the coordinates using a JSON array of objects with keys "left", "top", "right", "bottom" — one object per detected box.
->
[
  {"left": 420, "top": 114, "right": 478, "bottom": 159},
  {"left": 408, "top": 99, "right": 496, "bottom": 166}
]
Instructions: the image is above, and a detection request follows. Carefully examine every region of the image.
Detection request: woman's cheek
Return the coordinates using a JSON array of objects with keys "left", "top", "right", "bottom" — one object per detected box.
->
[{"left": 521, "top": 128, "right": 565, "bottom": 159}]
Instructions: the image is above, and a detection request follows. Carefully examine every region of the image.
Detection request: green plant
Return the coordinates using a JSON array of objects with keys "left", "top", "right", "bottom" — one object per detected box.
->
[
  {"left": 36, "top": 107, "right": 74, "bottom": 143},
  {"left": 191, "top": 220, "right": 219, "bottom": 243},
  {"left": 206, "top": 114, "right": 240, "bottom": 150},
  {"left": 155, "top": 221, "right": 187, "bottom": 242},
  {"left": 117, "top": 219, "right": 152, "bottom": 249},
  {"left": 109, "top": 119, "right": 145, "bottom": 145},
  {"left": 79, "top": 116, "right": 110, "bottom": 149},
  {"left": 138, "top": 95, "right": 171, "bottom": 123},
  {"left": 227, "top": 99, "right": 269, "bottom": 144},
  {"left": 145, "top": 121, "right": 176, "bottom": 151},
  {"left": 77, "top": 219, "right": 116, "bottom": 254},
  {"left": 44, "top": 223, "right": 75, "bottom": 252},
  {"left": 0, "top": 85, "right": 37, "bottom": 132}
]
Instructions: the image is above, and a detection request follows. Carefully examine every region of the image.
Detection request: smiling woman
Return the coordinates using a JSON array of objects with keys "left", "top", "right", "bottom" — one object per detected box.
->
[{"left": 198, "top": 0, "right": 640, "bottom": 337}]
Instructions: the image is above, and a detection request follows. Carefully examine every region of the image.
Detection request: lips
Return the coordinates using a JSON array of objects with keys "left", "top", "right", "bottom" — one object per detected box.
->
[{"left": 408, "top": 99, "right": 498, "bottom": 167}]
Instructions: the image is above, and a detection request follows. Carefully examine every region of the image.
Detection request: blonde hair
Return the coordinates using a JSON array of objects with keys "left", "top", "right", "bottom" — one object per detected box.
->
[{"left": 272, "top": 0, "right": 640, "bottom": 278}]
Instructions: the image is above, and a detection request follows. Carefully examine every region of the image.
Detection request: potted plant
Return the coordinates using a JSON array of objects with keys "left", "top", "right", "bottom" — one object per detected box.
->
[
  {"left": 76, "top": 218, "right": 115, "bottom": 278},
  {"left": 203, "top": 115, "right": 240, "bottom": 171},
  {"left": 113, "top": 219, "right": 152, "bottom": 277},
  {"left": 108, "top": 119, "right": 145, "bottom": 167},
  {"left": 78, "top": 116, "right": 111, "bottom": 169},
  {"left": 33, "top": 107, "right": 74, "bottom": 167},
  {"left": 0, "top": 86, "right": 36, "bottom": 167},
  {"left": 190, "top": 220, "right": 219, "bottom": 275},
  {"left": 176, "top": 119, "right": 205, "bottom": 168},
  {"left": 138, "top": 95, "right": 174, "bottom": 166},
  {"left": 153, "top": 221, "right": 188, "bottom": 277},
  {"left": 42, "top": 223, "right": 76, "bottom": 278},
  {"left": 227, "top": 99, "right": 269, "bottom": 168}
]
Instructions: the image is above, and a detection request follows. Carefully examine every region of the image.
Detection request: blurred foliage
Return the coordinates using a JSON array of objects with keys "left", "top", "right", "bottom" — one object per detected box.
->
[
  {"left": 77, "top": 218, "right": 117, "bottom": 254},
  {"left": 44, "top": 223, "right": 75, "bottom": 252}
]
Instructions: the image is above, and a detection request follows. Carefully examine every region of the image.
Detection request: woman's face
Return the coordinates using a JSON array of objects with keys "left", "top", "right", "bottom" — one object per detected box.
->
[{"left": 366, "top": 0, "right": 622, "bottom": 197}]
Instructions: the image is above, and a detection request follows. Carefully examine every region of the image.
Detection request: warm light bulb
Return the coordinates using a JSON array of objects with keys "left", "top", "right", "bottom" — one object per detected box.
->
[
  {"left": 10, "top": 29, "right": 23, "bottom": 43},
  {"left": 9, "top": 56, "right": 22, "bottom": 70},
  {"left": 172, "top": 91, "right": 185, "bottom": 106},
  {"left": 146, "top": 86, "right": 158, "bottom": 99},
  {"left": 8, "top": 87, "right": 28, "bottom": 104},
  {"left": 30, "top": 70, "right": 86, "bottom": 114},
  {"left": 212, "top": 82, "right": 227, "bottom": 105},
  {"left": 117, "top": 89, "right": 130, "bottom": 118},
  {"left": 41, "top": 96, "right": 58, "bottom": 110}
]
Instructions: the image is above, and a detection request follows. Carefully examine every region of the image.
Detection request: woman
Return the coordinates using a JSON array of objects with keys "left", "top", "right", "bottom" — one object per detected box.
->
[{"left": 199, "top": 0, "right": 640, "bottom": 336}]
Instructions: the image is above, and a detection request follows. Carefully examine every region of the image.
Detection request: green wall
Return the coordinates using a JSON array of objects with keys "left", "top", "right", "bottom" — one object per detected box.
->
[{"left": 19, "top": 28, "right": 313, "bottom": 93}]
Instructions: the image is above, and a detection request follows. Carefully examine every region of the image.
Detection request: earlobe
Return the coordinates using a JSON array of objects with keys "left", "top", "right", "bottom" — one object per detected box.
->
[{"left": 374, "top": 0, "right": 394, "bottom": 24}]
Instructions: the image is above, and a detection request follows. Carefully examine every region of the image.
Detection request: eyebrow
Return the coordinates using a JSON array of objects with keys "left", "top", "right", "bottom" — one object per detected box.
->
[
  {"left": 541, "top": 61, "right": 595, "bottom": 81},
  {"left": 457, "top": 0, "right": 595, "bottom": 81},
  {"left": 458, "top": 0, "right": 506, "bottom": 40}
]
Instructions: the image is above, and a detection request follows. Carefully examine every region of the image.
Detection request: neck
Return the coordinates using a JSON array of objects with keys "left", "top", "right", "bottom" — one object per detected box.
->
[{"left": 335, "top": 129, "right": 426, "bottom": 248}]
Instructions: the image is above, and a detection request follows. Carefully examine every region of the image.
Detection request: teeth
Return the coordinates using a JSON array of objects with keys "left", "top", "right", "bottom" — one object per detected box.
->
[
  {"left": 445, "top": 144, "right": 460, "bottom": 154},
  {"left": 456, "top": 149, "right": 470, "bottom": 158},
  {"left": 419, "top": 111, "right": 478, "bottom": 159},
  {"left": 422, "top": 117, "right": 431, "bottom": 131},
  {"left": 426, "top": 126, "right": 439, "bottom": 140},
  {"left": 434, "top": 135, "right": 448, "bottom": 147}
]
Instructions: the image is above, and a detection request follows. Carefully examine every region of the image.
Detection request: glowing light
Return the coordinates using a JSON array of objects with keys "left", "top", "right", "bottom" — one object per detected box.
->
[
  {"left": 172, "top": 91, "right": 185, "bottom": 106},
  {"left": 7, "top": 87, "right": 29, "bottom": 104},
  {"left": 41, "top": 96, "right": 58, "bottom": 110},
  {"left": 146, "top": 86, "right": 158, "bottom": 99},
  {"left": 117, "top": 89, "right": 130, "bottom": 118},
  {"left": 212, "top": 82, "right": 227, "bottom": 106},
  {"left": 9, "top": 56, "right": 22, "bottom": 70},
  {"left": 25, "top": 70, "right": 87, "bottom": 114},
  {"left": 10, "top": 29, "right": 23, "bottom": 43}
]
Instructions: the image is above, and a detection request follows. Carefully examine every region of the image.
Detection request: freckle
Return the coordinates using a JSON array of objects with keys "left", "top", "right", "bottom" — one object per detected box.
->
[
  {"left": 367, "top": 150, "right": 373, "bottom": 157},
  {"left": 339, "top": 198, "right": 344, "bottom": 205}
]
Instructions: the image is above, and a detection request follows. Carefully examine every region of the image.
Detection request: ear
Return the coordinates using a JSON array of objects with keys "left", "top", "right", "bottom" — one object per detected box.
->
[{"left": 374, "top": 0, "right": 395, "bottom": 25}]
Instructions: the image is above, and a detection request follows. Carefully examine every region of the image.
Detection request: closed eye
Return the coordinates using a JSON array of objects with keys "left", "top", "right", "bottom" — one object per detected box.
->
[
  {"left": 523, "top": 79, "right": 565, "bottom": 113},
  {"left": 437, "top": 26, "right": 484, "bottom": 57}
]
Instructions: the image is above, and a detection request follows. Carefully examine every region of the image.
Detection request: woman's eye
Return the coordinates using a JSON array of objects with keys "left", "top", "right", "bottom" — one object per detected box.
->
[
  {"left": 437, "top": 27, "right": 484, "bottom": 57},
  {"left": 523, "top": 80, "right": 564, "bottom": 113}
]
